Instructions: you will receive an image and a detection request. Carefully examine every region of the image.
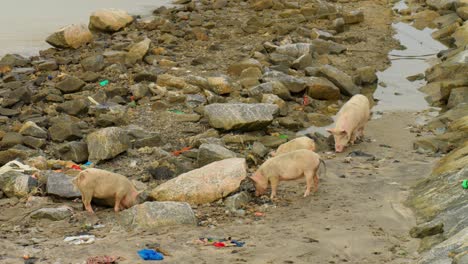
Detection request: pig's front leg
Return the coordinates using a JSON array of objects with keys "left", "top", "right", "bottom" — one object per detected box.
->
[{"left": 269, "top": 176, "right": 279, "bottom": 200}]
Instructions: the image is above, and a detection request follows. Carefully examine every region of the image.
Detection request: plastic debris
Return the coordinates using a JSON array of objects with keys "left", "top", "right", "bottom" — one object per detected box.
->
[
  {"left": 84, "top": 161, "right": 92, "bottom": 166},
  {"left": 137, "top": 249, "right": 164, "bottom": 261},
  {"left": 70, "top": 164, "right": 82, "bottom": 171},
  {"left": 64, "top": 235, "right": 95, "bottom": 245},
  {"left": 0, "top": 160, "right": 38, "bottom": 175},
  {"left": 145, "top": 243, "right": 171, "bottom": 256},
  {"left": 128, "top": 101, "right": 137, "bottom": 108},
  {"left": 254, "top": 212, "right": 265, "bottom": 217},
  {"left": 462, "top": 180, "right": 468, "bottom": 189},
  {"left": 168, "top": 109, "right": 184, "bottom": 114},
  {"left": 99, "top": 80, "right": 109, "bottom": 86},
  {"left": 172, "top": 146, "right": 192, "bottom": 156},
  {"left": 86, "top": 255, "right": 123, "bottom": 264},
  {"left": 279, "top": 134, "right": 288, "bottom": 139},
  {"left": 194, "top": 237, "right": 245, "bottom": 248}
]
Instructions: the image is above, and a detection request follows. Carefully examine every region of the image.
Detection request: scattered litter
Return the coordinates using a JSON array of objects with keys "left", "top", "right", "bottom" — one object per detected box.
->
[
  {"left": 347, "top": 150, "right": 374, "bottom": 158},
  {"left": 462, "top": 180, "right": 468, "bottom": 190},
  {"left": 145, "top": 243, "right": 171, "bottom": 256},
  {"left": 128, "top": 101, "right": 137, "bottom": 108},
  {"left": 70, "top": 164, "right": 82, "bottom": 171},
  {"left": 303, "top": 237, "right": 319, "bottom": 243},
  {"left": 99, "top": 80, "right": 109, "bottom": 87},
  {"left": 194, "top": 237, "right": 245, "bottom": 248},
  {"left": 0, "top": 160, "right": 38, "bottom": 175},
  {"left": 254, "top": 212, "right": 265, "bottom": 217},
  {"left": 86, "top": 255, "right": 123, "bottom": 264},
  {"left": 93, "top": 224, "right": 105, "bottom": 229},
  {"left": 64, "top": 235, "right": 95, "bottom": 245},
  {"left": 23, "top": 255, "right": 38, "bottom": 264},
  {"left": 47, "top": 75, "right": 53, "bottom": 80},
  {"left": 379, "top": 144, "right": 392, "bottom": 148},
  {"left": 87, "top": 96, "right": 100, "bottom": 106},
  {"left": 168, "top": 109, "right": 184, "bottom": 114},
  {"left": 137, "top": 249, "right": 164, "bottom": 261},
  {"left": 172, "top": 146, "right": 192, "bottom": 156},
  {"left": 279, "top": 134, "right": 288, "bottom": 139},
  {"left": 84, "top": 161, "right": 92, "bottom": 166},
  {"left": 302, "top": 94, "right": 309, "bottom": 106}
]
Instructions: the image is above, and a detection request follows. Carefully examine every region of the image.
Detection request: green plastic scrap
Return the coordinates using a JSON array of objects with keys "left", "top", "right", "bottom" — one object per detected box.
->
[
  {"left": 279, "top": 134, "right": 288, "bottom": 139},
  {"left": 99, "top": 80, "right": 109, "bottom": 86},
  {"left": 168, "top": 109, "right": 184, "bottom": 114},
  {"left": 462, "top": 180, "right": 468, "bottom": 189}
]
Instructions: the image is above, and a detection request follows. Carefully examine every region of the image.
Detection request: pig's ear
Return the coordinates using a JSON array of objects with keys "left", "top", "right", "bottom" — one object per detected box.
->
[
  {"left": 326, "top": 128, "right": 334, "bottom": 134},
  {"left": 339, "top": 130, "right": 347, "bottom": 136}
]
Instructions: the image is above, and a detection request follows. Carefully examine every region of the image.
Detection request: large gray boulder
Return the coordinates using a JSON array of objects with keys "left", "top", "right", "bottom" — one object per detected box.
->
[
  {"left": 19, "top": 121, "right": 47, "bottom": 139},
  {"left": 46, "top": 171, "right": 81, "bottom": 198},
  {"left": 318, "top": 65, "right": 361, "bottom": 96},
  {"left": 46, "top": 24, "right": 93, "bottom": 49},
  {"left": 86, "top": 127, "right": 131, "bottom": 162},
  {"left": 262, "top": 71, "right": 307, "bottom": 93},
  {"left": 119, "top": 201, "right": 197, "bottom": 229},
  {"left": 30, "top": 206, "right": 73, "bottom": 221},
  {"left": 204, "top": 103, "right": 278, "bottom": 131},
  {"left": 197, "top": 143, "right": 237, "bottom": 167},
  {"left": 0, "top": 171, "right": 38, "bottom": 198},
  {"left": 150, "top": 158, "right": 247, "bottom": 204},
  {"left": 55, "top": 141, "right": 89, "bottom": 163},
  {"left": 89, "top": 9, "right": 134, "bottom": 32}
]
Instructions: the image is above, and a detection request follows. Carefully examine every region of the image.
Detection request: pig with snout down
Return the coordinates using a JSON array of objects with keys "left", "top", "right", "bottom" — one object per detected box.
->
[
  {"left": 72, "top": 168, "right": 142, "bottom": 213},
  {"left": 250, "top": 149, "right": 326, "bottom": 199},
  {"left": 327, "top": 94, "right": 370, "bottom": 153},
  {"left": 272, "top": 136, "right": 316, "bottom": 157}
]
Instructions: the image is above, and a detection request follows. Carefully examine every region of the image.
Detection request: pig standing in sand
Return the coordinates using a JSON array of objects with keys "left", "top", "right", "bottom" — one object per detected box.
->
[
  {"left": 250, "top": 149, "right": 326, "bottom": 199},
  {"left": 73, "top": 168, "right": 142, "bottom": 213},
  {"left": 327, "top": 94, "right": 370, "bottom": 152},
  {"left": 272, "top": 136, "right": 316, "bottom": 156}
]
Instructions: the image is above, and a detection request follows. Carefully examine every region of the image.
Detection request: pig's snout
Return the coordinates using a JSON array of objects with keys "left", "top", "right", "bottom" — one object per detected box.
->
[{"left": 335, "top": 145, "right": 344, "bottom": 153}]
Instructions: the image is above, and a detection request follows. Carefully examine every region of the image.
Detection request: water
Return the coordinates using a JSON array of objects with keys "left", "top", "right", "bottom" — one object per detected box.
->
[
  {"left": 373, "top": 22, "right": 446, "bottom": 112},
  {"left": 0, "top": 0, "right": 170, "bottom": 57}
]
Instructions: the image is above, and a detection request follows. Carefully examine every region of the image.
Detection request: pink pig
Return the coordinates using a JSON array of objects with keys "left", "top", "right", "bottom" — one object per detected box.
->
[
  {"left": 73, "top": 168, "right": 142, "bottom": 213},
  {"left": 327, "top": 94, "right": 370, "bottom": 152},
  {"left": 272, "top": 136, "right": 316, "bottom": 157},
  {"left": 250, "top": 149, "right": 326, "bottom": 199}
]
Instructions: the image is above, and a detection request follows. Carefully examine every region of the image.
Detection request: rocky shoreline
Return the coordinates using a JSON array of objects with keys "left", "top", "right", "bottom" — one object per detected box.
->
[{"left": 0, "top": 0, "right": 466, "bottom": 263}]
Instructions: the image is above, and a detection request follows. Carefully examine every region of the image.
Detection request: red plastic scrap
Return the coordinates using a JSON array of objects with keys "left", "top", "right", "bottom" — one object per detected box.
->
[
  {"left": 213, "top": 242, "right": 226, "bottom": 248},
  {"left": 86, "top": 255, "right": 122, "bottom": 264},
  {"left": 171, "top": 146, "right": 192, "bottom": 156},
  {"left": 70, "top": 164, "right": 82, "bottom": 171},
  {"left": 303, "top": 94, "right": 309, "bottom": 106}
]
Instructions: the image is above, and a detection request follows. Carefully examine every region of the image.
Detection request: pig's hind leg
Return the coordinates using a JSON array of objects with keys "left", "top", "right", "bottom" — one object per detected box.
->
[
  {"left": 304, "top": 171, "right": 314, "bottom": 197},
  {"left": 81, "top": 191, "right": 94, "bottom": 213}
]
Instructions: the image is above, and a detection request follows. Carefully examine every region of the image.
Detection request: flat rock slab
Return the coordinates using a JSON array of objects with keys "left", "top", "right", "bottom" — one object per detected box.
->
[
  {"left": 204, "top": 103, "right": 278, "bottom": 131},
  {"left": 119, "top": 201, "right": 197, "bottom": 229},
  {"left": 150, "top": 158, "right": 247, "bottom": 204}
]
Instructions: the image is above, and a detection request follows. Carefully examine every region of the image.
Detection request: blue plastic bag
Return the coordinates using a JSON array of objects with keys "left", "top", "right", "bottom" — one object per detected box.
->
[{"left": 137, "top": 249, "right": 164, "bottom": 261}]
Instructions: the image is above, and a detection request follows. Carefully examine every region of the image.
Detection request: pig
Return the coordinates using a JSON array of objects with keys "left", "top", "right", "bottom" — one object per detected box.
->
[
  {"left": 72, "top": 168, "right": 142, "bottom": 213},
  {"left": 327, "top": 94, "right": 370, "bottom": 153},
  {"left": 250, "top": 149, "right": 326, "bottom": 199},
  {"left": 272, "top": 136, "right": 316, "bottom": 157}
]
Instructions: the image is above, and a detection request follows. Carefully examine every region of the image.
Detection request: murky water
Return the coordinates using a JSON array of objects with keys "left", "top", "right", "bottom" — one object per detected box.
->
[
  {"left": 0, "top": 0, "right": 169, "bottom": 57},
  {"left": 373, "top": 22, "right": 446, "bottom": 112}
]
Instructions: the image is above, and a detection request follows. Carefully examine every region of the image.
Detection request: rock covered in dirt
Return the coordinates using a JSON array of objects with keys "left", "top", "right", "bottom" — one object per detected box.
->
[
  {"left": 262, "top": 71, "right": 307, "bottom": 93},
  {"left": 0, "top": 54, "right": 30, "bottom": 67},
  {"left": 48, "top": 118, "right": 83, "bottom": 142},
  {"left": 46, "top": 171, "right": 81, "bottom": 198},
  {"left": 56, "top": 76, "right": 86, "bottom": 93},
  {"left": 86, "top": 127, "right": 131, "bottom": 162},
  {"left": 248, "top": 81, "right": 291, "bottom": 100},
  {"left": 452, "top": 22, "right": 468, "bottom": 47},
  {"left": 426, "top": 0, "right": 457, "bottom": 11},
  {"left": 81, "top": 55, "right": 105, "bottom": 72},
  {"left": 0, "top": 132, "right": 24, "bottom": 148},
  {"left": 207, "top": 76, "right": 234, "bottom": 95},
  {"left": 224, "top": 191, "right": 251, "bottom": 211},
  {"left": 126, "top": 38, "right": 151, "bottom": 65},
  {"left": 89, "top": 9, "right": 134, "bottom": 32},
  {"left": 457, "top": 6, "right": 468, "bottom": 20},
  {"left": 410, "top": 223, "right": 444, "bottom": 238},
  {"left": 417, "top": 227, "right": 468, "bottom": 264},
  {"left": 0, "top": 171, "right": 38, "bottom": 198},
  {"left": 19, "top": 121, "right": 47, "bottom": 139},
  {"left": 204, "top": 103, "right": 278, "bottom": 131},
  {"left": 305, "top": 77, "right": 341, "bottom": 100},
  {"left": 197, "top": 143, "right": 238, "bottom": 167},
  {"left": 355, "top": 66, "right": 378, "bottom": 84},
  {"left": 57, "top": 99, "right": 89, "bottom": 116},
  {"left": 30, "top": 206, "right": 73, "bottom": 221},
  {"left": 227, "top": 58, "right": 263, "bottom": 76},
  {"left": 318, "top": 65, "right": 361, "bottom": 96},
  {"left": 119, "top": 201, "right": 197, "bottom": 229},
  {"left": 46, "top": 24, "right": 93, "bottom": 49},
  {"left": 342, "top": 10, "right": 364, "bottom": 24},
  {"left": 56, "top": 141, "right": 89, "bottom": 163},
  {"left": 150, "top": 158, "right": 247, "bottom": 204}
]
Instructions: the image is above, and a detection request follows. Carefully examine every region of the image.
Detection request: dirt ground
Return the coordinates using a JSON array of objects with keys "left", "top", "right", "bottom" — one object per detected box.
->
[
  {"left": 0, "top": 1, "right": 440, "bottom": 263},
  {"left": 0, "top": 111, "right": 435, "bottom": 264}
]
